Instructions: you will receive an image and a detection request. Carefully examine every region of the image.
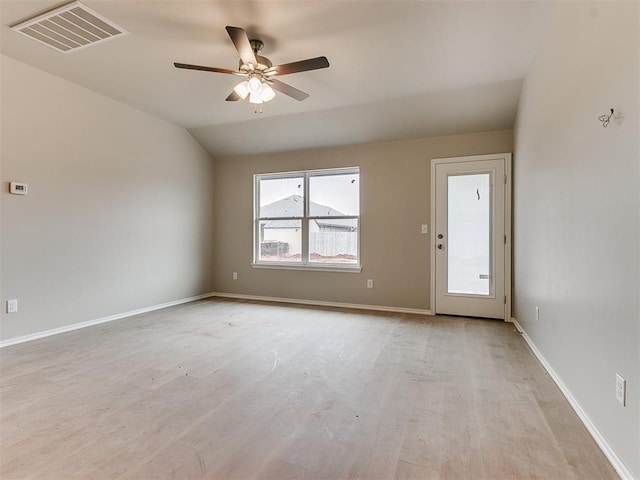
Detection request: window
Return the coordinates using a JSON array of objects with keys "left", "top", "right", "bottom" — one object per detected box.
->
[{"left": 254, "top": 167, "right": 360, "bottom": 270}]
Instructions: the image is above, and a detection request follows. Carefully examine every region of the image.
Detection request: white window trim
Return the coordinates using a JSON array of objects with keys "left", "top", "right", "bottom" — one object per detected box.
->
[
  {"left": 250, "top": 263, "right": 362, "bottom": 273},
  {"left": 253, "top": 167, "right": 361, "bottom": 272}
]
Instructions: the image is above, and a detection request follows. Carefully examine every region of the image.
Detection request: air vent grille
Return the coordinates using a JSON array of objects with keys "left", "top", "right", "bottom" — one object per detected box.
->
[{"left": 11, "top": 1, "right": 127, "bottom": 53}]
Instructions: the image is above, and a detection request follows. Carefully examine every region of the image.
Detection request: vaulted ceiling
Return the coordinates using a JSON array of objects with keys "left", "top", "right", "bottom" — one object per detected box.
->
[{"left": 0, "top": 0, "right": 556, "bottom": 156}]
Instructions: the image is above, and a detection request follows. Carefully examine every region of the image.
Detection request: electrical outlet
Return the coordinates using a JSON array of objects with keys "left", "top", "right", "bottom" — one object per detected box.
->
[
  {"left": 367, "top": 279, "right": 373, "bottom": 289},
  {"left": 6, "top": 299, "right": 18, "bottom": 314},
  {"left": 536, "top": 306, "right": 540, "bottom": 321},
  {"left": 232, "top": 272, "right": 238, "bottom": 280},
  {"left": 616, "top": 374, "right": 626, "bottom": 406}
]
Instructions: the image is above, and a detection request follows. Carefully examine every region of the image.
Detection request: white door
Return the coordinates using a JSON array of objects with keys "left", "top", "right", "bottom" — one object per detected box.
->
[{"left": 431, "top": 154, "right": 511, "bottom": 319}]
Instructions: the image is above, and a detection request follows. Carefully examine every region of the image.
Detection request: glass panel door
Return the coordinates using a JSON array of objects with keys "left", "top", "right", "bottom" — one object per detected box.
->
[
  {"left": 447, "top": 174, "right": 491, "bottom": 295},
  {"left": 432, "top": 155, "right": 509, "bottom": 320}
]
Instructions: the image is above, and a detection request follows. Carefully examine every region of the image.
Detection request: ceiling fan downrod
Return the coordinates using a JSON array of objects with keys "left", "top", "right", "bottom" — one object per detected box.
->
[{"left": 249, "top": 39, "right": 263, "bottom": 55}]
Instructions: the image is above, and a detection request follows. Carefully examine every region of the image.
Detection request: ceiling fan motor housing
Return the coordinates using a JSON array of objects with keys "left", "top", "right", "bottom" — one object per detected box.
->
[
  {"left": 239, "top": 54, "right": 272, "bottom": 72},
  {"left": 236, "top": 39, "right": 273, "bottom": 72}
]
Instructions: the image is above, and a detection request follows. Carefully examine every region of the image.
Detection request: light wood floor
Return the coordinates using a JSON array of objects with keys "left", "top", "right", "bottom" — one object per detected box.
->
[{"left": 1, "top": 299, "right": 618, "bottom": 479}]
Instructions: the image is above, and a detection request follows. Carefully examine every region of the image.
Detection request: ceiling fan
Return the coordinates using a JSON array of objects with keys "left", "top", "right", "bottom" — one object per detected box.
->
[{"left": 174, "top": 26, "right": 330, "bottom": 112}]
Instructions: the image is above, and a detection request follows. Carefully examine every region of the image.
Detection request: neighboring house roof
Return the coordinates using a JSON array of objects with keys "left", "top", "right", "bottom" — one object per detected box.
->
[
  {"left": 260, "top": 194, "right": 304, "bottom": 219},
  {"left": 261, "top": 195, "right": 349, "bottom": 229},
  {"left": 260, "top": 195, "right": 344, "bottom": 218}
]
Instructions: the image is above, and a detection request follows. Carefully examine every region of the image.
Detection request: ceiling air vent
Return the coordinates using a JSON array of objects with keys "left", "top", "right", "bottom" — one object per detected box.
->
[{"left": 11, "top": 1, "right": 127, "bottom": 53}]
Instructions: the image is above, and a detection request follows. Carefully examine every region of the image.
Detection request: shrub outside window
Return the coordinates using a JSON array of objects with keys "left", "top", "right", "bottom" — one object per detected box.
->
[{"left": 254, "top": 167, "right": 360, "bottom": 269}]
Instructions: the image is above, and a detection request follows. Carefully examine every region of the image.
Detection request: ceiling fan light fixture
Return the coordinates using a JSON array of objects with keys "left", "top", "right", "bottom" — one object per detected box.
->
[
  {"left": 233, "top": 80, "right": 249, "bottom": 99},
  {"left": 249, "top": 91, "right": 263, "bottom": 104},
  {"left": 247, "top": 75, "right": 262, "bottom": 94},
  {"left": 261, "top": 83, "right": 276, "bottom": 102},
  {"left": 235, "top": 77, "right": 274, "bottom": 105}
]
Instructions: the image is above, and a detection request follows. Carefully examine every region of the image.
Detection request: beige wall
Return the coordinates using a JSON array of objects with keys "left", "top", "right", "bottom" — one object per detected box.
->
[
  {"left": 213, "top": 130, "right": 512, "bottom": 310},
  {"left": 0, "top": 55, "right": 216, "bottom": 342},
  {"left": 514, "top": 1, "right": 639, "bottom": 477}
]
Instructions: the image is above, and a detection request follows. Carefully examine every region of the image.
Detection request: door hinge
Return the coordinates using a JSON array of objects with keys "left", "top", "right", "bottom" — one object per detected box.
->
[
  {"left": 504, "top": 174, "right": 507, "bottom": 184},
  {"left": 504, "top": 235, "right": 507, "bottom": 244},
  {"left": 504, "top": 296, "right": 507, "bottom": 305}
]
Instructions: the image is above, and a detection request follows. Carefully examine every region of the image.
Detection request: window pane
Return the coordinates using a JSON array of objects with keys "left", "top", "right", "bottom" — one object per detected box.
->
[
  {"left": 258, "top": 219, "right": 302, "bottom": 262},
  {"left": 309, "top": 172, "right": 359, "bottom": 217},
  {"left": 259, "top": 176, "right": 304, "bottom": 218},
  {"left": 447, "top": 173, "right": 491, "bottom": 295},
  {"left": 309, "top": 218, "right": 358, "bottom": 264}
]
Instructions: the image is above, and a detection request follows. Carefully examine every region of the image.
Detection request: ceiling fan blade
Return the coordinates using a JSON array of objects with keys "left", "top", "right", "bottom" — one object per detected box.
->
[
  {"left": 174, "top": 63, "right": 237, "bottom": 75},
  {"left": 225, "top": 91, "right": 241, "bottom": 101},
  {"left": 225, "top": 26, "right": 257, "bottom": 67},
  {"left": 266, "top": 56, "right": 330, "bottom": 76},
  {"left": 270, "top": 79, "right": 309, "bottom": 101}
]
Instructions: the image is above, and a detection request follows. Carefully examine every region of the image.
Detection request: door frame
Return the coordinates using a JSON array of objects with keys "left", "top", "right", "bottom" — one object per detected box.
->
[{"left": 430, "top": 153, "right": 512, "bottom": 321}]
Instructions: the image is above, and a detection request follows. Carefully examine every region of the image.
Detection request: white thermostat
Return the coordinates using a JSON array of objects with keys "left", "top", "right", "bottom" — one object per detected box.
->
[{"left": 10, "top": 182, "right": 28, "bottom": 195}]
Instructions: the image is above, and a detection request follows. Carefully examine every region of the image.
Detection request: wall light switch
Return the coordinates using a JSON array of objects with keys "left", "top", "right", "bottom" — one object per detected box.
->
[
  {"left": 7, "top": 299, "right": 18, "bottom": 313},
  {"left": 232, "top": 272, "right": 238, "bottom": 280},
  {"left": 421, "top": 224, "right": 428, "bottom": 234}
]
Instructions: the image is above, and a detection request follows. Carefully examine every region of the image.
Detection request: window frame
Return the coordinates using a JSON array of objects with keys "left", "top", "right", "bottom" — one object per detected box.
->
[{"left": 253, "top": 167, "right": 361, "bottom": 272}]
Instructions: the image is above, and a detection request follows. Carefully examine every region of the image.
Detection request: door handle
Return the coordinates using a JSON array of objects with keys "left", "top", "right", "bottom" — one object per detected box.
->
[{"left": 437, "top": 244, "right": 444, "bottom": 250}]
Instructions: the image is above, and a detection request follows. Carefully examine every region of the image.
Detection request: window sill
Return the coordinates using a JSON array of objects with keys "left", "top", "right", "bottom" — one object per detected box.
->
[{"left": 251, "top": 263, "right": 362, "bottom": 273}]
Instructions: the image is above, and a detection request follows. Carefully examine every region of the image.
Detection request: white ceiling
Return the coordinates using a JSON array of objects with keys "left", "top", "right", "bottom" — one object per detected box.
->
[{"left": 0, "top": 0, "right": 556, "bottom": 157}]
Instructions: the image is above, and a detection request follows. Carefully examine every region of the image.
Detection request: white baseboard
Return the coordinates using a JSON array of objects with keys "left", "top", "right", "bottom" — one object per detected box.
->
[
  {"left": 0, "top": 292, "right": 216, "bottom": 349},
  {"left": 511, "top": 318, "right": 634, "bottom": 480},
  {"left": 212, "top": 292, "right": 433, "bottom": 316}
]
